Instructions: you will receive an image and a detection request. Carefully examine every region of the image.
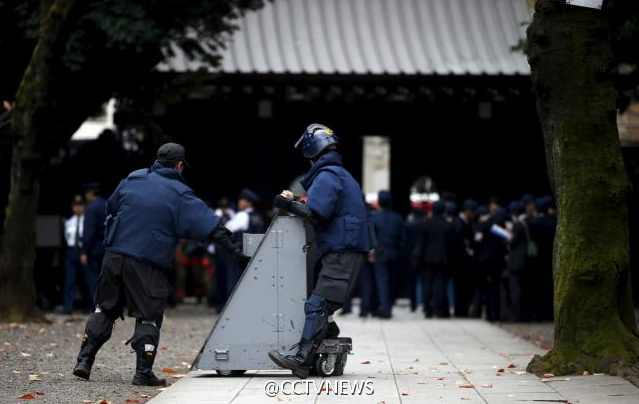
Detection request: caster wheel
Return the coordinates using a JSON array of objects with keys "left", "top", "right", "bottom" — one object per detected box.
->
[
  {"left": 315, "top": 354, "right": 337, "bottom": 377},
  {"left": 216, "top": 369, "right": 246, "bottom": 376},
  {"left": 333, "top": 353, "right": 347, "bottom": 376}
]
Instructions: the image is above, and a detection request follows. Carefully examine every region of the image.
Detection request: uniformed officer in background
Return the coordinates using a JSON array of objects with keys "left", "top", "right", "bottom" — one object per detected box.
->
[
  {"left": 223, "top": 188, "right": 264, "bottom": 294},
  {"left": 73, "top": 143, "right": 249, "bottom": 386},
  {"left": 80, "top": 182, "right": 106, "bottom": 293},
  {"left": 268, "top": 124, "right": 371, "bottom": 379},
  {"left": 62, "top": 195, "right": 87, "bottom": 314}
]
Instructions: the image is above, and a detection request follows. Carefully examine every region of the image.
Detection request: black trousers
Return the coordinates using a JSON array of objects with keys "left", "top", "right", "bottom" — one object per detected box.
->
[
  {"left": 95, "top": 252, "right": 169, "bottom": 321},
  {"left": 423, "top": 264, "right": 448, "bottom": 317}
]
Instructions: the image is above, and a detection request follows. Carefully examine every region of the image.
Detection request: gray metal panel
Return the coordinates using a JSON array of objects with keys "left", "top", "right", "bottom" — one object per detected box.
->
[
  {"left": 192, "top": 216, "right": 308, "bottom": 371},
  {"left": 164, "top": 0, "right": 532, "bottom": 76}
]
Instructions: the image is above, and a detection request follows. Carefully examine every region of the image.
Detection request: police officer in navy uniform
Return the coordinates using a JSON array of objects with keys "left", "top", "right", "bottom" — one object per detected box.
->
[
  {"left": 268, "top": 124, "right": 371, "bottom": 379},
  {"left": 80, "top": 182, "right": 107, "bottom": 296},
  {"left": 369, "top": 190, "right": 404, "bottom": 318},
  {"left": 73, "top": 143, "right": 249, "bottom": 386}
]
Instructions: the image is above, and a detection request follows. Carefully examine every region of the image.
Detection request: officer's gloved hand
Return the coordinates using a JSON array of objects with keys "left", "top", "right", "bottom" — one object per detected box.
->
[{"left": 210, "top": 225, "right": 250, "bottom": 267}]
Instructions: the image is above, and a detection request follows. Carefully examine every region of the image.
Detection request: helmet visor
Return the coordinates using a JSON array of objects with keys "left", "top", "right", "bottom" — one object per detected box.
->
[{"left": 294, "top": 133, "right": 305, "bottom": 149}]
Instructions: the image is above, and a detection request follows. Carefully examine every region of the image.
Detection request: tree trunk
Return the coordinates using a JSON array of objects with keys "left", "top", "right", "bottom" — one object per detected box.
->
[
  {"left": 526, "top": 0, "right": 639, "bottom": 376},
  {"left": 0, "top": 0, "right": 82, "bottom": 322}
]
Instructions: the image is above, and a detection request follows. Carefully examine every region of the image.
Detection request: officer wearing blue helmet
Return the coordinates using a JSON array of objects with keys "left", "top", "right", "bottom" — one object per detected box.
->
[
  {"left": 73, "top": 143, "right": 249, "bottom": 386},
  {"left": 268, "top": 124, "right": 371, "bottom": 378}
]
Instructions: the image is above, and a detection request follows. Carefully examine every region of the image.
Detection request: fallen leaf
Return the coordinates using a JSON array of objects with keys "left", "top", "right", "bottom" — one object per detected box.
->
[
  {"left": 417, "top": 382, "right": 428, "bottom": 385},
  {"left": 96, "top": 399, "right": 108, "bottom": 404},
  {"left": 12, "top": 370, "right": 21, "bottom": 374},
  {"left": 582, "top": 371, "right": 590, "bottom": 376},
  {"left": 458, "top": 383, "right": 474, "bottom": 388},
  {"left": 497, "top": 368, "right": 505, "bottom": 373},
  {"left": 46, "top": 353, "right": 53, "bottom": 358},
  {"left": 480, "top": 382, "right": 492, "bottom": 388},
  {"left": 361, "top": 360, "right": 371, "bottom": 364},
  {"left": 496, "top": 373, "right": 503, "bottom": 376},
  {"left": 157, "top": 388, "right": 167, "bottom": 391},
  {"left": 401, "top": 391, "right": 409, "bottom": 396},
  {"left": 413, "top": 358, "right": 419, "bottom": 362},
  {"left": 139, "top": 394, "right": 150, "bottom": 398},
  {"left": 20, "top": 352, "right": 31, "bottom": 357},
  {"left": 515, "top": 371, "right": 526, "bottom": 375},
  {"left": 507, "top": 364, "right": 516, "bottom": 368},
  {"left": 38, "top": 328, "right": 45, "bottom": 334},
  {"left": 437, "top": 377, "right": 445, "bottom": 380},
  {"left": 542, "top": 373, "right": 555, "bottom": 378},
  {"left": 83, "top": 400, "right": 91, "bottom": 403},
  {"left": 161, "top": 367, "right": 175, "bottom": 373},
  {"left": 28, "top": 375, "right": 41, "bottom": 381},
  {"left": 438, "top": 361, "right": 448, "bottom": 365},
  {"left": 125, "top": 400, "right": 140, "bottom": 403},
  {"left": 160, "top": 347, "right": 169, "bottom": 352},
  {"left": 19, "top": 393, "right": 36, "bottom": 400}
]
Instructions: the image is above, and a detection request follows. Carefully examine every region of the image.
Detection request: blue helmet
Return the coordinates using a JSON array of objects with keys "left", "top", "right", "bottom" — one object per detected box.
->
[{"left": 295, "top": 123, "right": 339, "bottom": 159}]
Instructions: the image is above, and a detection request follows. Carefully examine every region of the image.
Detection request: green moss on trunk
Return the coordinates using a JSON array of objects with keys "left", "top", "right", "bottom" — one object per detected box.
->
[
  {"left": 526, "top": 0, "right": 639, "bottom": 376},
  {"left": 0, "top": 0, "right": 81, "bottom": 322}
]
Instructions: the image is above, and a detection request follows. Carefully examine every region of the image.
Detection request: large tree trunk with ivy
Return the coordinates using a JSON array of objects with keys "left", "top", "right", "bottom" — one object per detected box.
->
[
  {"left": 526, "top": 0, "right": 639, "bottom": 378},
  {"left": 0, "top": 0, "right": 83, "bottom": 321}
]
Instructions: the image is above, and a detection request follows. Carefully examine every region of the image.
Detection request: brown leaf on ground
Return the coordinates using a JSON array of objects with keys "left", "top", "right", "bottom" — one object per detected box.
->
[
  {"left": 125, "top": 400, "right": 140, "bottom": 403},
  {"left": 507, "top": 364, "right": 516, "bottom": 368},
  {"left": 401, "top": 391, "right": 409, "bottom": 396},
  {"left": 360, "top": 360, "right": 371, "bottom": 364},
  {"left": 436, "top": 377, "right": 445, "bottom": 380},
  {"left": 497, "top": 368, "right": 505, "bottom": 373},
  {"left": 542, "top": 373, "right": 555, "bottom": 378},
  {"left": 20, "top": 352, "right": 32, "bottom": 357},
  {"left": 458, "top": 383, "right": 474, "bottom": 388},
  {"left": 19, "top": 393, "right": 36, "bottom": 400},
  {"left": 28, "top": 375, "right": 41, "bottom": 381},
  {"left": 161, "top": 367, "right": 175, "bottom": 373},
  {"left": 34, "top": 392, "right": 44, "bottom": 396}
]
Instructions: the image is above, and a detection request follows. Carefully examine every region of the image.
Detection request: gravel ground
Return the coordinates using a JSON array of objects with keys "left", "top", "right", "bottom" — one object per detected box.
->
[
  {"left": 0, "top": 305, "right": 215, "bottom": 404},
  {"left": 500, "top": 322, "right": 555, "bottom": 351}
]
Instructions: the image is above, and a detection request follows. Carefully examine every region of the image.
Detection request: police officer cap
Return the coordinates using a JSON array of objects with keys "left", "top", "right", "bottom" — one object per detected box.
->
[
  {"left": 72, "top": 195, "right": 85, "bottom": 205},
  {"left": 509, "top": 200, "right": 524, "bottom": 215},
  {"left": 432, "top": 200, "right": 446, "bottom": 215},
  {"left": 445, "top": 201, "right": 458, "bottom": 215},
  {"left": 462, "top": 199, "right": 478, "bottom": 211},
  {"left": 378, "top": 190, "right": 392, "bottom": 208},
  {"left": 521, "top": 193, "right": 535, "bottom": 205},
  {"left": 240, "top": 188, "right": 260, "bottom": 205},
  {"left": 157, "top": 142, "right": 190, "bottom": 168},
  {"left": 83, "top": 182, "right": 101, "bottom": 192}
]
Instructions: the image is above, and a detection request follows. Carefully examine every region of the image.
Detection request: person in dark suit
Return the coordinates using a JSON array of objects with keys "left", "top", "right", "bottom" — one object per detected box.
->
[
  {"left": 80, "top": 183, "right": 107, "bottom": 302},
  {"left": 417, "top": 200, "right": 453, "bottom": 318},
  {"left": 403, "top": 208, "right": 425, "bottom": 312},
  {"left": 450, "top": 199, "right": 478, "bottom": 317},
  {"left": 533, "top": 196, "right": 556, "bottom": 321},
  {"left": 369, "top": 190, "right": 404, "bottom": 319},
  {"left": 508, "top": 201, "right": 528, "bottom": 322},
  {"left": 471, "top": 199, "right": 508, "bottom": 321}
]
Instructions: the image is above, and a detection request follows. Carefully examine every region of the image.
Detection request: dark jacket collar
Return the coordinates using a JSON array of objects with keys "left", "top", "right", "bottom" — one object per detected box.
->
[
  {"left": 300, "top": 151, "right": 343, "bottom": 190},
  {"left": 150, "top": 162, "right": 185, "bottom": 183}
]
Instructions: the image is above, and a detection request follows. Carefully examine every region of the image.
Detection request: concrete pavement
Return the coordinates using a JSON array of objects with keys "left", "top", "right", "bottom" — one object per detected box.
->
[{"left": 149, "top": 307, "right": 639, "bottom": 404}]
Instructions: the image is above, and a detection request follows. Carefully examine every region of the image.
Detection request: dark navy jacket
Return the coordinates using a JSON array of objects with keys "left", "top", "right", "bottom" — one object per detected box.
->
[
  {"left": 373, "top": 208, "right": 404, "bottom": 261},
  {"left": 82, "top": 197, "right": 106, "bottom": 258},
  {"left": 300, "top": 151, "right": 371, "bottom": 259},
  {"left": 104, "top": 163, "right": 220, "bottom": 269}
]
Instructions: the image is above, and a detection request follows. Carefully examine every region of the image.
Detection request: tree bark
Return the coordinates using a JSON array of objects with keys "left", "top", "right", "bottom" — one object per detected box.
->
[
  {"left": 527, "top": 0, "right": 639, "bottom": 375},
  {"left": 0, "top": 0, "right": 82, "bottom": 321}
]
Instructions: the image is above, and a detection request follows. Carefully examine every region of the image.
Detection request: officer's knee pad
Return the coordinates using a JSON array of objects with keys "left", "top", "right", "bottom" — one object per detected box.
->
[
  {"left": 304, "top": 294, "right": 326, "bottom": 315},
  {"left": 131, "top": 320, "right": 160, "bottom": 354},
  {"left": 85, "top": 311, "right": 115, "bottom": 343}
]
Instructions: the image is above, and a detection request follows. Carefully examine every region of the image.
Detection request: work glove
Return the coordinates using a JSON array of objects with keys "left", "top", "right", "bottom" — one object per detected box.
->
[{"left": 210, "top": 225, "right": 251, "bottom": 268}]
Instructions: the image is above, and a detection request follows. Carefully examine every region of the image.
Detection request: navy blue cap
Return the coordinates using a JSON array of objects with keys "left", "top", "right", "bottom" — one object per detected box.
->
[
  {"left": 240, "top": 188, "right": 260, "bottom": 204},
  {"left": 509, "top": 201, "right": 524, "bottom": 215},
  {"left": 445, "top": 202, "right": 458, "bottom": 215},
  {"left": 378, "top": 190, "right": 392, "bottom": 208},
  {"left": 432, "top": 200, "right": 446, "bottom": 215},
  {"left": 462, "top": 199, "right": 478, "bottom": 211}
]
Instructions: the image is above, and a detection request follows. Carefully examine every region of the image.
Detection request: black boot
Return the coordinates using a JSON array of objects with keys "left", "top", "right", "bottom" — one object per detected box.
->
[
  {"left": 132, "top": 350, "right": 166, "bottom": 387},
  {"left": 268, "top": 339, "right": 318, "bottom": 379},
  {"left": 326, "top": 321, "right": 340, "bottom": 339},
  {"left": 73, "top": 312, "right": 113, "bottom": 380}
]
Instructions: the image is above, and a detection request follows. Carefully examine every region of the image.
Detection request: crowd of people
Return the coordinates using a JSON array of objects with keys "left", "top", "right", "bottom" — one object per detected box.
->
[
  {"left": 349, "top": 191, "right": 556, "bottom": 322},
  {"left": 59, "top": 184, "right": 556, "bottom": 323}
]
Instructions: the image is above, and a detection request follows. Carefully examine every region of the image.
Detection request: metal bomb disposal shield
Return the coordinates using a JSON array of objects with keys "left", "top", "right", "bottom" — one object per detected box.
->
[{"left": 192, "top": 215, "right": 315, "bottom": 373}]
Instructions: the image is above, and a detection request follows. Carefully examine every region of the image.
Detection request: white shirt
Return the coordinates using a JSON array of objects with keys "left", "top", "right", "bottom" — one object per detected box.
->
[
  {"left": 224, "top": 208, "right": 252, "bottom": 233},
  {"left": 65, "top": 214, "right": 84, "bottom": 247}
]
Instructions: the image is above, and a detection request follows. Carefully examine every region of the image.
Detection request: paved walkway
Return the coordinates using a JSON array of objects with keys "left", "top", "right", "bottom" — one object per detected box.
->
[{"left": 149, "top": 307, "right": 639, "bottom": 404}]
